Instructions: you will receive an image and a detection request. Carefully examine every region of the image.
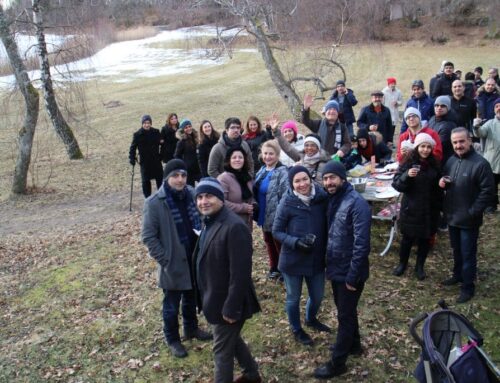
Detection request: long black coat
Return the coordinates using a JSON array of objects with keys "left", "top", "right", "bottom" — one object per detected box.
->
[
  {"left": 194, "top": 207, "right": 261, "bottom": 325},
  {"left": 392, "top": 160, "right": 442, "bottom": 238},
  {"left": 160, "top": 125, "right": 178, "bottom": 163},
  {"left": 129, "top": 127, "right": 163, "bottom": 179},
  {"left": 197, "top": 137, "right": 218, "bottom": 177}
]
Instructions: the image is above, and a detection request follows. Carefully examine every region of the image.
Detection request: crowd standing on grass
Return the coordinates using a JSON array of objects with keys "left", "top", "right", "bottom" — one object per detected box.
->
[{"left": 134, "top": 60, "right": 498, "bottom": 382}]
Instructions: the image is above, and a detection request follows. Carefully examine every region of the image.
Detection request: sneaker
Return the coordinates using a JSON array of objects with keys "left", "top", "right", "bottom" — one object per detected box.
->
[
  {"left": 314, "top": 361, "right": 347, "bottom": 379},
  {"left": 441, "top": 276, "right": 462, "bottom": 286},
  {"left": 267, "top": 270, "right": 281, "bottom": 280},
  {"left": 456, "top": 291, "right": 473, "bottom": 304},
  {"left": 184, "top": 328, "right": 213, "bottom": 341},
  {"left": 168, "top": 341, "right": 188, "bottom": 358},
  {"left": 305, "top": 319, "right": 332, "bottom": 333},
  {"left": 293, "top": 329, "right": 314, "bottom": 346}
]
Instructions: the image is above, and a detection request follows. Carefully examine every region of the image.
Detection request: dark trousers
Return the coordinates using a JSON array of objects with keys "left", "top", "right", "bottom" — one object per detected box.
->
[
  {"left": 448, "top": 226, "right": 479, "bottom": 295},
  {"left": 262, "top": 230, "right": 281, "bottom": 270},
  {"left": 212, "top": 320, "right": 259, "bottom": 383},
  {"left": 140, "top": 166, "right": 162, "bottom": 198},
  {"left": 162, "top": 289, "right": 198, "bottom": 344},
  {"left": 331, "top": 281, "right": 364, "bottom": 366},
  {"left": 399, "top": 234, "right": 430, "bottom": 265},
  {"left": 493, "top": 173, "right": 499, "bottom": 207}
]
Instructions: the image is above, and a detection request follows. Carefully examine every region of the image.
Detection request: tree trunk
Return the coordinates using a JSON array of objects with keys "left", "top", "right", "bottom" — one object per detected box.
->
[
  {"left": 32, "top": 0, "right": 83, "bottom": 160},
  {"left": 0, "top": 5, "right": 40, "bottom": 194},
  {"left": 246, "top": 18, "right": 303, "bottom": 120}
]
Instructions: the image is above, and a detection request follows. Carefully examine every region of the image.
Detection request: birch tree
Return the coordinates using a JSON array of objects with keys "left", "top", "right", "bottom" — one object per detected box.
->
[
  {"left": 32, "top": 0, "right": 83, "bottom": 160},
  {"left": 0, "top": 4, "right": 40, "bottom": 194}
]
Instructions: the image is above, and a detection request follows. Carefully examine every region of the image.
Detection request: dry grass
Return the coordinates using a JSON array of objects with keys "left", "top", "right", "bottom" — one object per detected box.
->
[{"left": 114, "top": 26, "right": 158, "bottom": 42}]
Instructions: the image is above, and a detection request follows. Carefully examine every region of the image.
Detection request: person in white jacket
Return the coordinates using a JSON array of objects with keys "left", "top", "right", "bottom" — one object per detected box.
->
[{"left": 382, "top": 77, "right": 403, "bottom": 146}]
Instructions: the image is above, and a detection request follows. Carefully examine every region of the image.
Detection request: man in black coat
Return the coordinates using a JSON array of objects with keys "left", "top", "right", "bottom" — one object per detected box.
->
[
  {"left": 429, "top": 96, "right": 457, "bottom": 164},
  {"left": 439, "top": 128, "right": 495, "bottom": 304},
  {"left": 450, "top": 80, "right": 477, "bottom": 133},
  {"left": 194, "top": 178, "right": 262, "bottom": 383},
  {"left": 431, "top": 61, "right": 458, "bottom": 98},
  {"left": 357, "top": 91, "right": 394, "bottom": 146},
  {"left": 129, "top": 115, "right": 163, "bottom": 198}
]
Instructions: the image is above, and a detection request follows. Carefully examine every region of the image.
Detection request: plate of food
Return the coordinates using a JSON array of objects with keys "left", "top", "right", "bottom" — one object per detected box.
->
[
  {"left": 375, "top": 188, "right": 399, "bottom": 199},
  {"left": 374, "top": 168, "right": 386, "bottom": 173},
  {"left": 375, "top": 174, "right": 394, "bottom": 180}
]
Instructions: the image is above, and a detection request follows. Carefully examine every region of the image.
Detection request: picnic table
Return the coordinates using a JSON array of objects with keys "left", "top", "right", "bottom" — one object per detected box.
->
[{"left": 358, "top": 174, "right": 401, "bottom": 257}]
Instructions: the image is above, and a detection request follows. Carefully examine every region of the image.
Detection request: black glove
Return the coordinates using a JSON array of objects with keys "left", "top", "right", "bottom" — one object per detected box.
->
[
  {"left": 296, "top": 238, "right": 314, "bottom": 253},
  {"left": 130, "top": 159, "right": 136, "bottom": 166}
]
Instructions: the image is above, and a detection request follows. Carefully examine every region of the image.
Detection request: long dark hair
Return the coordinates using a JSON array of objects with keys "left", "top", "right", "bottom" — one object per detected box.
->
[
  {"left": 404, "top": 145, "right": 439, "bottom": 170},
  {"left": 223, "top": 147, "right": 250, "bottom": 174},
  {"left": 199, "top": 119, "right": 220, "bottom": 144}
]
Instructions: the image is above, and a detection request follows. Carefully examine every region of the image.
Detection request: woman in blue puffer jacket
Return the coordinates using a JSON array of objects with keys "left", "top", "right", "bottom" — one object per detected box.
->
[{"left": 273, "top": 166, "right": 329, "bottom": 346}]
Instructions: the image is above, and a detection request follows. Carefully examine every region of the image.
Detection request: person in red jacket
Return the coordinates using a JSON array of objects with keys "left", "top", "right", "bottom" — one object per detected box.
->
[{"left": 396, "top": 107, "right": 443, "bottom": 164}]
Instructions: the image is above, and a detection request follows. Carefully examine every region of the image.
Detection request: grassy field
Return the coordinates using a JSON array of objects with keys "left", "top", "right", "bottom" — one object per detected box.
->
[{"left": 0, "top": 41, "right": 499, "bottom": 382}]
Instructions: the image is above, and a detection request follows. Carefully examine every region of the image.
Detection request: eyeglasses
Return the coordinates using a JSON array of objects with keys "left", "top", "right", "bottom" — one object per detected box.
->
[
  {"left": 435, "top": 104, "right": 448, "bottom": 108},
  {"left": 405, "top": 115, "right": 419, "bottom": 120},
  {"left": 228, "top": 125, "right": 241, "bottom": 130}
]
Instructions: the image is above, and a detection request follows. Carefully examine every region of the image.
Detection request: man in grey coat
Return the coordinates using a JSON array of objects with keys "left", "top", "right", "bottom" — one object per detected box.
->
[{"left": 142, "top": 159, "right": 212, "bottom": 358}]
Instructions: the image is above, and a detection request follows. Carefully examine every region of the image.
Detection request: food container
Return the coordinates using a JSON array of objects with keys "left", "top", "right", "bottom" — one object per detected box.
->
[{"left": 351, "top": 177, "right": 367, "bottom": 193}]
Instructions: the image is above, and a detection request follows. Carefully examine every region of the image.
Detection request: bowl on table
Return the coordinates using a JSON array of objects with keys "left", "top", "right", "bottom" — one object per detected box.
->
[{"left": 351, "top": 177, "right": 368, "bottom": 193}]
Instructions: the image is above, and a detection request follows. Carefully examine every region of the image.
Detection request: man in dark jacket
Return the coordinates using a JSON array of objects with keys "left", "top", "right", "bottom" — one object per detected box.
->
[
  {"left": 142, "top": 160, "right": 212, "bottom": 358},
  {"left": 330, "top": 80, "right": 358, "bottom": 139},
  {"left": 477, "top": 78, "right": 500, "bottom": 120},
  {"left": 129, "top": 115, "right": 163, "bottom": 198},
  {"left": 401, "top": 80, "right": 435, "bottom": 133},
  {"left": 439, "top": 128, "right": 495, "bottom": 304},
  {"left": 450, "top": 80, "right": 477, "bottom": 133},
  {"left": 314, "top": 161, "right": 371, "bottom": 379},
  {"left": 357, "top": 91, "right": 394, "bottom": 146},
  {"left": 431, "top": 61, "right": 458, "bottom": 98},
  {"left": 429, "top": 96, "right": 457, "bottom": 164},
  {"left": 194, "top": 178, "right": 261, "bottom": 383}
]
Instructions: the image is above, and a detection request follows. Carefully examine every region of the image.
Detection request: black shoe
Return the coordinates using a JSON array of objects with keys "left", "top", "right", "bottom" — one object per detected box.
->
[
  {"left": 305, "top": 319, "right": 332, "bottom": 333},
  {"left": 184, "top": 328, "right": 213, "bottom": 341},
  {"left": 314, "top": 361, "right": 347, "bottom": 379},
  {"left": 293, "top": 329, "right": 313, "bottom": 346},
  {"left": 442, "top": 276, "right": 461, "bottom": 286},
  {"left": 267, "top": 270, "right": 281, "bottom": 280},
  {"left": 392, "top": 263, "right": 407, "bottom": 276},
  {"left": 456, "top": 291, "right": 473, "bottom": 304},
  {"left": 168, "top": 341, "right": 188, "bottom": 358},
  {"left": 415, "top": 266, "right": 426, "bottom": 281}
]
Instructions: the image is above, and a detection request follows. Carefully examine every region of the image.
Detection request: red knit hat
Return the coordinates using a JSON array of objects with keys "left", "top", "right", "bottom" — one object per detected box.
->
[{"left": 387, "top": 77, "right": 397, "bottom": 85}]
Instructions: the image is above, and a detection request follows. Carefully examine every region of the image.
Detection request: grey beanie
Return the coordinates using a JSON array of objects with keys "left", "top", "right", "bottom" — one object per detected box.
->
[
  {"left": 434, "top": 95, "right": 451, "bottom": 110},
  {"left": 195, "top": 177, "right": 225, "bottom": 202}
]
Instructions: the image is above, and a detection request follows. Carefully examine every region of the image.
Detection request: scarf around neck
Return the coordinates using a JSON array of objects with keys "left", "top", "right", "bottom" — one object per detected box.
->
[
  {"left": 318, "top": 119, "right": 342, "bottom": 152},
  {"left": 223, "top": 132, "right": 243, "bottom": 149},
  {"left": 227, "top": 168, "right": 253, "bottom": 200},
  {"left": 293, "top": 184, "right": 316, "bottom": 206}
]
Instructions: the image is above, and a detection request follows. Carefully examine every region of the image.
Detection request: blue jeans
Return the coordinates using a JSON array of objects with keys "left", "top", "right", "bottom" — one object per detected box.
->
[
  {"left": 282, "top": 272, "right": 325, "bottom": 332},
  {"left": 448, "top": 226, "right": 479, "bottom": 295},
  {"left": 162, "top": 289, "right": 198, "bottom": 344},
  {"left": 345, "top": 123, "right": 354, "bottom": 139}
]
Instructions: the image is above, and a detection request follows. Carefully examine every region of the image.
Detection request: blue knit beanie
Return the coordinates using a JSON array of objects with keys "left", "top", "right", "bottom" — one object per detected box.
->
[
  {"left": 141, "top": 114, "right": 152, "bottom": 124},
  {"left": 323, "top": 100, "right": 340, "bottom": 113},
  {"left": 195, "top": 177, "right": 225, "bottom": 202},
  {"left": 179, "top": 119, "right": 192, "bottom": 130},
  {"left": 322, "top": 161, "right": 347, "bottom": 180}
]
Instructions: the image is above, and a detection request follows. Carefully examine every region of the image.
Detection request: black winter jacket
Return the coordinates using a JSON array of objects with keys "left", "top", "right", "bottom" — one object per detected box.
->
[
  {"left": 330, "top": 89, "right": 358, "bottom": 124},
  {"left": 428, "top": 111, "right": 458, "bottom": 164},
  {"left": 443, "top": 149, "right": 495, "bottom": 229},
  {"left": 325, "top": 183, "right": 371, "bottom": 286},
  {"left": 431, "top": 73, "right": 458, "bottom": 98},
  {"left": 197, "top": 136, "right": 218, "bottom": 178},
  {"left": 129, "top": 127, "right": 163, "bottom": 178},
  {"left": 392, "top": 160, "right": 442, "bottom": 238},
  {"left": 160, "top": 125, "right": 179, "bottom": 163},
  {"left": 243, "top": 129, "right": 273, "bottom": 173},
  {"left": 450, "top": 95, "right": 477, "bottom": 132},
  {"left": 357, "top": 104, "right": 393, "bottom": 144}
]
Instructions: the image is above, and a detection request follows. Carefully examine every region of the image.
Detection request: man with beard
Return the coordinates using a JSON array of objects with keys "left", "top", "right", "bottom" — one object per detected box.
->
[
  {"left": 450, "top": 80, "right": 477, "bottom": 133},
  {"left": 314, "top": 161, "right": 371, "bottom": 379},
  {"left": 357, "top": 91, "right": 394, "bottom": 146},
  {"left": 208, "top": 117, "right": 254, "bottom": 178}
]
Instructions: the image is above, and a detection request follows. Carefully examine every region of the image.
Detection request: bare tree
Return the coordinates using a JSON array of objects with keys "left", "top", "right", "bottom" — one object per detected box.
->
[
  {"left": 0, "top": 4, "right": 40, "bottom": 195},
  {"left": 32, "top": 0, "right": 83, "bottom": 159},
  {"left": 198, "top": 0, "right": 348, "bottom": 119}
]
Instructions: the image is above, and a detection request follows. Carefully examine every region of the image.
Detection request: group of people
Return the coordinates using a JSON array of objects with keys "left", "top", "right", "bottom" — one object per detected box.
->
[{"left": 134, "top": 61, "right": 498, "bottom": 383}]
